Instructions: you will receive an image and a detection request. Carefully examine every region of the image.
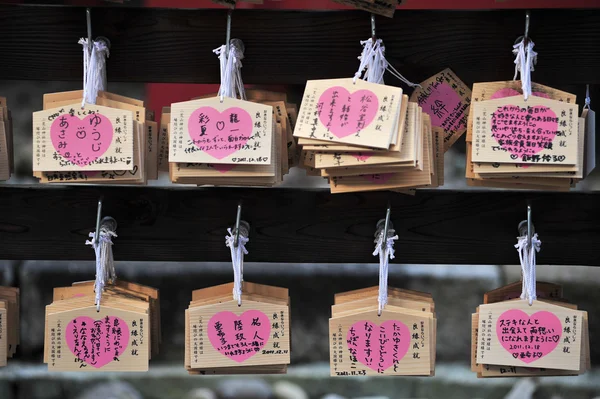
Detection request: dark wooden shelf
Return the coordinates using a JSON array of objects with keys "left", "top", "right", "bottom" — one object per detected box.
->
[
  {"left": 0, "top": 5, "right": 599, "bottom": 91},
  {"left": 0, "top": 186, "right": 598, "bottom": 265}
]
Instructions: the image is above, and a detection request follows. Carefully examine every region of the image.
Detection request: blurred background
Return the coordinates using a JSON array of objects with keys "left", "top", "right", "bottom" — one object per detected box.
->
[{"left": 0, "top": 75, "right": 599, "bottom": 399}]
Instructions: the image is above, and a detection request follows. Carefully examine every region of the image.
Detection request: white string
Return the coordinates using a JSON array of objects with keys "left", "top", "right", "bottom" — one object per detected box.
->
[
  {"left": 512, "top": 39, "right": 537, "bottom": 101},
  {"left": 213, "top": 42, "right": 246, "bottom": 102},
  {"left": 85, "top": 229, "right": 117, "bottom": 311},
  {"left": 225, "top": 227, "right": 249, "bottom": 306},
  {"left": 515, "top": 233, "right": 541, "bottom": 306},
  {"left": 373, "top": 230, "right": 398, "bottom": 315},
  {"left": 584, "top": 85, "right": 591, "bottom": 110},
  {"left": 354, "top": 38, "right": 420, "bottom": 88},
  {"left": 79, "top": 39, "right": 110, "bottom": 107}
]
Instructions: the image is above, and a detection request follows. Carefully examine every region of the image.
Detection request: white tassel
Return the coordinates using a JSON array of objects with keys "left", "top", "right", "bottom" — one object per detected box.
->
[
  {"left": 515, "top": 233, "right": 541, "bottom": 305},
  {"left": 512, "top": 39, "right": 537, "bottom": 101},
  {"left": 225, "top": 228, "right": 249, "bottom": 305},
  {"left": 373, "top": 230, "right": 398, "bottom": 314},
  {"left": 214, "top": 41, "right": 246, "bottom": 102},
  {"left": 79, "top": 39, "right": 110, "bottom": 107},
  {"left": 354, "top": 38, "right": 420, "bottom": 88},
  {"left": 85, "top": 229, "right": 117, "bottom": 311}
]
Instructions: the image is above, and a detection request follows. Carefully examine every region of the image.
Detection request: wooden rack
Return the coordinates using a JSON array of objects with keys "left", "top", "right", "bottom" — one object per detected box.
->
[{"left": 0, "top": 1, "right": 599, "bottom": 265}]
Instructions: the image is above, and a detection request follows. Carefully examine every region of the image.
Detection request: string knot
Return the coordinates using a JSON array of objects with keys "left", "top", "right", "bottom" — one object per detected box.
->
[
  {"left": 214, "top": 40, "right": 246, "bottom": 102},
  {"left": 354, "top": 38, "right": 420, "bottom": 88},
  {"left": 513, "top": 39, "right": 537, "bottom": 101},
  {"left": 373, "top": 231, "right": 398, "bottom": 315},
  {"left": 225, "top": 227, "right": 249, "bottom": 305},
  {"left": 515, "top": 233, "right": 541, "bottom": 305},
  {"left": 79, "top": 38, "right": 110, "bottom": 107},
  {"left": 86, "top": 229, "right": 117, "bottom": 311}
]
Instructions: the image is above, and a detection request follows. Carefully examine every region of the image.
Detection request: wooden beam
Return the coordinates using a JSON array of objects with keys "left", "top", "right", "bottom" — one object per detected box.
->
[
  {"left": 0, "top": 6, "right": 599, "bottom": 86},
  {"left": 0, "top": 187, "right": 598, "bottom": 265}
]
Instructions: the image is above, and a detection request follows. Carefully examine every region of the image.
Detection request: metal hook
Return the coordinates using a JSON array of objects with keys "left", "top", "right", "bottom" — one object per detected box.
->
[
  {"left": 382, "top": 204, "right": 391, "bottom": 247},
  {"left": 94, "top": 197, "right": 103, "bottom": 244},
  {"left": 524, "top": 11, "right": 530, "bottom": 42},
  {"left": 234, "top": 203, "right": 242, "bottom": 248},
  {"left": 86, "top": 8, "right": 93, "bottom": 52},
  {"left": 371, "top": 13, "right": 376, "bottom": 42},
  {"left": 518, "top": 202, "right": 534, "bottom": 248},
  {"left": 226, "top": 8, "right": 233, "bottom": 56}
]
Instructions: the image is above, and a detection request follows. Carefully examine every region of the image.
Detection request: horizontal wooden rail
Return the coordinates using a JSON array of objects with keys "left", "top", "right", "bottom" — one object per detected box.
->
[
  {"left": 0, "top": 6, "right": 599, "bottom": 87},
  {"left": 0, "top": 186, "right": 598, "bottom": 265}
]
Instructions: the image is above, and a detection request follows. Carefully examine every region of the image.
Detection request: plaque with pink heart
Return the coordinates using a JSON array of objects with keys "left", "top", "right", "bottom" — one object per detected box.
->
[
  {"left": 169, "top": 97, "right": 273, "bottom": 164},
  {"left": 347, "top": 320, "right": 410, "bottom": 373},
  {"left": 33, "top": 104, "right": 134, "bottom": 172},
  {"left": 65, "top": 316, "right": 129, "bottom": 369},
  {"left": 471, "top": 96, "right": 578, "bottom": 165},
  {"left": 496, "top": 309, "right": 562, "bottom": 364},
  {"left": 208, "top": 310, "right": 271, "bottom": 363},
  {"left": 294, "top": 79, "right": 403, "bottom": 149}
]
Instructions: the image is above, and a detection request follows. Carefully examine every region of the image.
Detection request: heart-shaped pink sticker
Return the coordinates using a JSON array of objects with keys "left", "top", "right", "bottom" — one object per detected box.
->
[
  {"left": 188, "top": 107, "right": 253, "bottom": 160},
  {"left": 208, "top": 310, "right": 271, "bottom": 363},
  {"left": 489, "top": 89, "right": 552, "bottom": 166},
  {"left": 491, "top": 103, "right": 558, "bottom": 160},
  {"left": 50, "top": 114, "right": 114, "bottom": 167},
  {"left": 351, "top": 153, "right": 371, "bottom": 162},
  {"left": 212, "top": 164, "right": 236, "bottom": 173},
  {"left": 420, "top": 82, "right": 465, "bottom": 131},
  {"left": 347, "top": 320, "right": 410, "bottom": 373},
  {"left": 318, "top": 86, "right": 379, "bottom": 138},
  {"left": 363, "top": 173, "right": 394, "bottom": 183},
  {"left": 496, "top": 309, "right": 562, "bottom": 364},
  {"left": 490, "top": 88, "right": 551, "bottom": 100},
  {"left": 65, "top": 316, "right": 129, "bottom": 368}
]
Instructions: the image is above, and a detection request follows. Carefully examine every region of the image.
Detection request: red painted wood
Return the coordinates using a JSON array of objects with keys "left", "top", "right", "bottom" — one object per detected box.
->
[
  {"left": 3, "top": 0, "right": 599, "bottom": 9},
  {"left": 142, "top": 0, "right": 600, "bottom": 10}
]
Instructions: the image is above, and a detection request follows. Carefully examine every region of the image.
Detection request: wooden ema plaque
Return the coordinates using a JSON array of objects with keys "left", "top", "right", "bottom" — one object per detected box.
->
[
  {"left": 410, "top": 68, "right": 471, "bottom": 151},
  {"left": 0, "top": 286, "right": 19, "bottom": 362},
  {"left": 331, "top": 0, "right": 400, "bottom": 18},
  {"left": 471, "top": 281, "right": 590, "bottom": 377},
  {"left": 33, "top": 103, "right": 134, "bottom": 172},
  {"left": 44, "top": 280, "right": 160, "bottom": 372},
  {"left": 45, "top": 297, "right": 150, "bottom": 372},
  {"left": 34, "top": 90, "right": 158, "bottom": 184},
  {"left": 169, "top": 97, "right": 273, "bottom": 165},
  {"left": 294, "top": 78, "right": 402, "bottom": 149},
  {"left": 185, "top": 282, "right": 291, "bottom": 375},
  {"left": 465, "top": 81, "right": 585, "bottom": 191},
  {"left": 0, "top": 97, "right": 12, "bottom": 181},
  {"left": 330, "top": 286, "right": 435, "bottom": 376},
  {"left": 166, "top": 91, "right": 292, "bottom": 187}
]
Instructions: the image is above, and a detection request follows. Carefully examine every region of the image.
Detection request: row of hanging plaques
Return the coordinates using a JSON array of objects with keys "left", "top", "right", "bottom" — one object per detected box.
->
[
  {"left": 0, "top": 211, "right": 591, "bottom": 377},
  {"left": 22, "top": 75, "right": 595, "bottom": 192},
  {"left": 0, "top": 280, "right": 589, "bottom": 376},
  {"left": 15, "top": 7, "right": 596, "bottom": 192}
]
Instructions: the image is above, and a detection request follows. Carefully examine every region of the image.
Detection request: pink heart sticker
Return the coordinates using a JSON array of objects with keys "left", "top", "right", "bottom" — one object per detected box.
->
[
  {"left": 208, "top": 310, "right": 271, "bottom": 363},
  {"left": 50, "top": 114, "right": 114, "bottom": 167},
  {"left": 347, "top": 320, "right": 410, "bottom": 373},
  {"left": 420, "top": 82, "right": 465, "bottom": 131},
  {"left": 188, "top": 107, "right": 253, "bottom": 160},
  {"left": 490, "top": 88, "right": 551, "bottom": 100},
  {"left": 363, "top": 173, "right": 394, "bottom": 183},
  {"left": 212, "top": 164, "right": 236, "bottom": 173},
  {"left": 491, "top": 103, "right": 558, "bottom": 160},
  {"left": 65, "top": 316, "right": 129, "bottom": 368},
  {"left": 496, "top": 309, "right": 562, "bottom": 364},
  {"left": 351, "top": 153, "right": 371, "bottom": 162},
  {"left": 490, "top": 89, "right": 552, "bottom": 165},
  {"left": 318, "top": 86, "right": 379, "bottom": 138}
]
